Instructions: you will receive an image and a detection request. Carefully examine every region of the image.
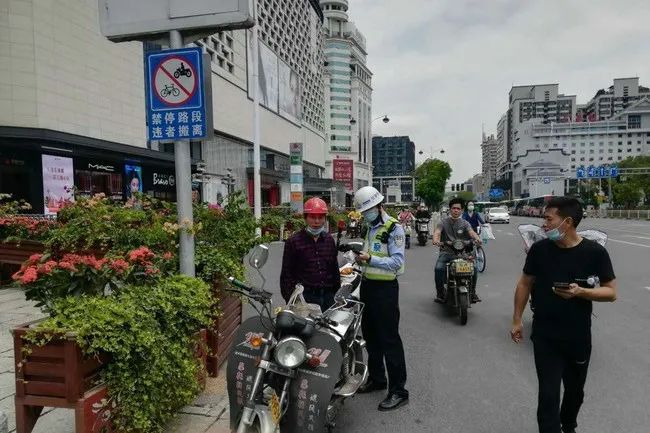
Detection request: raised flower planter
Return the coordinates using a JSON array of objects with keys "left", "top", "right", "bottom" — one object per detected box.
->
[
  {"left": 0, "top": 241, "right": 45, "bottom": 283},
  {"left": 207, "top": 282, "right": 243, "bottom": 377},
  {"left": 12, "top": 320, "right": 110, "bottom": 433}
]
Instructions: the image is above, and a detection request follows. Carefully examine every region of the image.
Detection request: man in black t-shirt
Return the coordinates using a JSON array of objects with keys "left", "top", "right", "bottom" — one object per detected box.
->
[{"left": 510, "top": 197, "right": 617, "bottom": 433}]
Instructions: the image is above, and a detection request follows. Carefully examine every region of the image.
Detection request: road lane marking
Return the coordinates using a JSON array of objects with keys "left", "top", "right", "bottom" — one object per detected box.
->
[
  {"left": 608, "top": 238, "right": 650, "bottom": 248},
  {"left": 507, "top": 232, "right": 514, "bottom": 236},
  {"left": 645, "top": 287, "right": 650, "bottom": 291},
  {"left": 622, "top": 235, "right": 650, "bottom": 241}
]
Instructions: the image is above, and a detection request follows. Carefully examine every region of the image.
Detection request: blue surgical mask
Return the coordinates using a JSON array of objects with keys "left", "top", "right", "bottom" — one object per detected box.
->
[
  {"left": 363, "top": 208, "right": 379, "bottom": 223},
  {"left": 306, "top": 226, "right": 326, "bottom": 237},
  {"left": 546, "top": 218, "right": 568, "bottom": 241}
]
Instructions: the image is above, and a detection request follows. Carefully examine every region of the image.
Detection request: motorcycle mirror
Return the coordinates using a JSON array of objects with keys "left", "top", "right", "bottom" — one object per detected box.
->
[
  {"left": 249, "top": 244, "right": 269, "bottom": 269},
  {"left": 337, "top": 220, "right": 346, "bottom": 232}
]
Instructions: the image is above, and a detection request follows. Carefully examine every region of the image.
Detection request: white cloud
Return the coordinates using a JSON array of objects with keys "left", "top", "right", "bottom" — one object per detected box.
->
[{"left": 351, "top": 0, "right": 650, "bottom": 182}]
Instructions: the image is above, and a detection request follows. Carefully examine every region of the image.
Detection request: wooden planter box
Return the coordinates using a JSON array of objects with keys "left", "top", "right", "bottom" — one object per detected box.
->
[
  {"left": 0, "top": 240, "right": 45, "bottom": 283},
  {"left": 207, "top": 281, "right": 243, "bottom": 377},
  {"left": 12, "top": 320, "right": 109, "bottom": 433}
]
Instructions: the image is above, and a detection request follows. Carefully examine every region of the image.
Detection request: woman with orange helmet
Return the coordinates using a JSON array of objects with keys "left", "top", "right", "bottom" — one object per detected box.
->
[{"left": 280, "top": 197, "right": 341, "bottom": 310}]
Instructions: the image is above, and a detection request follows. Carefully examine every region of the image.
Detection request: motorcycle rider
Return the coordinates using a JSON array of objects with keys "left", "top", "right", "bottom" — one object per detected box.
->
[
  {"left": 353, "top": 186, "right": 409, "bottom": 411},
  {"left": 398, "top": 206, "right": 414, "bottom": 225},
  {"left": 462, "top": 201, "right": 485, "bottom": 233},
  {"left": 280, "top": 197, "right": 341, "bottom": 311},
  {"left": 433, "top": 198, "right": 483, "bottom": 303},
  {"left": 415, "top": 204, "right": 431, "bottom": 220}
]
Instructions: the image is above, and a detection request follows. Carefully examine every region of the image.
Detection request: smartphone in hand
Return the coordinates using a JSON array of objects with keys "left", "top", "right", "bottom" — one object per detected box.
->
[{"left": 553, "top": 282, "right": 571, "bottom": 292}]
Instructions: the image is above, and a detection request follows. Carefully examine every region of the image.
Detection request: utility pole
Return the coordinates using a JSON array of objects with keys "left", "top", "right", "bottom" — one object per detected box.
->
[
  {"left": 170, "top": 30, "right": 195, "bottom": 277},
  {"left": 251, "top": 0, "right": 262, "bottom": 236}
]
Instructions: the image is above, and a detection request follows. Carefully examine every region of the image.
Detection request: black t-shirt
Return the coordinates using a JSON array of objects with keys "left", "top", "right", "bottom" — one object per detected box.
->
[{"left": 523, "top": 238, "right": 615, "bottom": 340}]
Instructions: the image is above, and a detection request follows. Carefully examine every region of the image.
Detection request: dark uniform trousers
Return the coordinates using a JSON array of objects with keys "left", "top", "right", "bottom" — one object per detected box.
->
[
  {"left": 360, "top": 278, "right": 409, "bottom": 397},
  {"left": 533, "top": 336, "right": 591, "bottom": 433}
]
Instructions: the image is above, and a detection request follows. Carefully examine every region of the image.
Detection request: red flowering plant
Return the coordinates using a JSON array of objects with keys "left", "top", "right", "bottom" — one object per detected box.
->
[
  {"left": 0, "top": 194, "right": 59, "bottom": 243},
  {"left": 12, "top": 246, "right": 177, "bottom": 313}
]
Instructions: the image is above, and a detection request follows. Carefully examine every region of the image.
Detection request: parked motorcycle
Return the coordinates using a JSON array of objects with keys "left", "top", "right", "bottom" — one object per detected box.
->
[
  {"left": 438, "top": 240, "right": 477, "bottom": 325},
  {"left": 226, "top": 242, "right": 367, "bottom": 433},
  {"left": 416, "top": 218, "right": 430, "bottom": 246}
]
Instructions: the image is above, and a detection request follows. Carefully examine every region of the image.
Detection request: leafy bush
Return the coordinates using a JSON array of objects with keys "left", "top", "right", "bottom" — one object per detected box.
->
[
  {"left": 46, "top": 194, "right": 177, "bottom": 255},
  {"left": 24, "top": 275, "right": 213, "bottom": 433}
]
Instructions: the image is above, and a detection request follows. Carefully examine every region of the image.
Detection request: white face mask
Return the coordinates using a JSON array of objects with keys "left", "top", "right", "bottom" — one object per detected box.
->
[
  {"left": 363, "top": 208, "right": 380, "bottom": 222},
  {"left": 467, "top": 205, "right": 475, "bottom": 212}
]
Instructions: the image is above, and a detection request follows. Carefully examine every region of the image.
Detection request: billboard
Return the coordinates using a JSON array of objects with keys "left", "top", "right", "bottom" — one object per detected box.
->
[
  {"left": 278, "top": 59, "right": 301, "bottom": 123},
  {"left": 333, "top": 159, "right": 354, "bottom": 191},
  {"left": 247, "top": 33, "right": 278, "bottom": 112},
  {"left": 247, "top": 32, "right": 301, "bottom": 124},
  {"left": 124, "top": 164, "right": 143, "bottom": 199},
  {"left": 42, "top": 154, "right": 74, "bottom": 215},
  {"left": 290, "top": 143, "right": 303, "bottom": 214}
]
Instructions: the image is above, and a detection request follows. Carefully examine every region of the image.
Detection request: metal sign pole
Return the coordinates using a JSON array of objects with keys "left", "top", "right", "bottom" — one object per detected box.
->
[
  {"left": 170, "top": 29, "right": 195, "bottom": 276},
  {"left": 251, "top": 1, "right": 262, "bottom": 236}
]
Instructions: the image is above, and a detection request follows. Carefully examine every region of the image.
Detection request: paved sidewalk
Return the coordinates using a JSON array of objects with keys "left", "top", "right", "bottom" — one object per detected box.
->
[{"left": 0, "top": 287, "right": 231, "bottom": 433}]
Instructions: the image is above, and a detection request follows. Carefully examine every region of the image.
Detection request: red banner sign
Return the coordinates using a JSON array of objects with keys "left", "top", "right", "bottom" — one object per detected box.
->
[{"left": 333, "top": 159, "right": 354, "bottom": 191}]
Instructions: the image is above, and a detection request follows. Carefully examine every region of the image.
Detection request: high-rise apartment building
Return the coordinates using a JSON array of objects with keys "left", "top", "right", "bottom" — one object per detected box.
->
[
  {"left": 481, "top": 133, "right": 498, "bottom": 190},
  {"left": 321, "top": 0, "right": 374, "bottom": 192},
  {"left": 580, "top": 77, "right": 650, "bottom": 121}
]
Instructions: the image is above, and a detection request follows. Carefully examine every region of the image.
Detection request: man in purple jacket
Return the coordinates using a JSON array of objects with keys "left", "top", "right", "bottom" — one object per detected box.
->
[{"left": 280, "top": 197, "right": 341, "bottom": 311}]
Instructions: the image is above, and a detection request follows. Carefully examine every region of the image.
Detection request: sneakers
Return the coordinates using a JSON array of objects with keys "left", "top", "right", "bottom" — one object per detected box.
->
[{"left": 471, "top": 293, "right": 482, "bottom": 303}]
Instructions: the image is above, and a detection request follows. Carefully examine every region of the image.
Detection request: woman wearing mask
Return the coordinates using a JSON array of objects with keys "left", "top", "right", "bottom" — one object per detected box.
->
[
  {"left": 462, "top": 201, "right": 485, "bottom": 233},
  {"left": 280, "top": 197, "right": 341, "bottom": 311}
]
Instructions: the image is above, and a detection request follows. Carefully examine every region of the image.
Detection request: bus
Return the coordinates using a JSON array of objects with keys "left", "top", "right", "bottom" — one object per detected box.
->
[
  {"left": 499, "top": 198, "right": 525, "bottom": 215},
  {"left": 513, "top": 195, "right": 558, "bottom": 217}
]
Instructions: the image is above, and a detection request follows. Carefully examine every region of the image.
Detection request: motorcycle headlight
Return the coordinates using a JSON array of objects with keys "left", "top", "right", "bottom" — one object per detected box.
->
[
  {"left": 274, "top": 336, "right": 307, "bottom": 368},
  {"left": 452, "top": 239, "right": 465, "bottom": 251}
]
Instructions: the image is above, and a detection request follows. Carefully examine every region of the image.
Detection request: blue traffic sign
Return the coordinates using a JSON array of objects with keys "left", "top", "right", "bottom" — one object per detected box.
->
[
  {"left": 146, "top": 47, "right": 206, "bottom": 141},
  {"left": 576, "top": 165, "right": 619, "bottom": 179},
  {"left": 543, "top": 177, "right": 551, "bottom": 184},
  {"left": 489, "top": 188, "right": 504, "bottom": 198}
]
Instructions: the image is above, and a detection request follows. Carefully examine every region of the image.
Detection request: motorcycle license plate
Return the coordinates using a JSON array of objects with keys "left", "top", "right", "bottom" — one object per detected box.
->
[
  {"left": 419, "top": 225, "right": 428, "bottom": 231},
  {"left": 455, "top": 262, "right": 472, "bottom": 274}
]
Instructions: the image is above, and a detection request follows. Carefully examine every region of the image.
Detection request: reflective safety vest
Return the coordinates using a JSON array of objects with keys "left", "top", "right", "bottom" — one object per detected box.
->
[{"left": 363, "top": 217, "right": 405, "bottom": 281}]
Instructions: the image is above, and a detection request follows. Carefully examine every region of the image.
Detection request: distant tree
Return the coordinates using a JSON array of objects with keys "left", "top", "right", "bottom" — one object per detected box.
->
[
  {"left": 414, "top": 159, "right": 452, "bottom": 208},
  {"left": 614, "top": 156, "right": 650, "bottom": 206},
  {"left": 455, "top": 191, "right": 476, "bottom": 203}
]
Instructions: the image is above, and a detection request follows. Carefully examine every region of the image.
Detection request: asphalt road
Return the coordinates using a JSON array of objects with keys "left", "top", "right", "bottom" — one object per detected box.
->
[{"left": 245, "top": 216, "right": 650, "bottom": 433}]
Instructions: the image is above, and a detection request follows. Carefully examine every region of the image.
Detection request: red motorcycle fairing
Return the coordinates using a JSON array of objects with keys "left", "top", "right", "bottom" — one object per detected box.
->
[{"left": 227, "top": 316, "right": 343, "bottom": 433}]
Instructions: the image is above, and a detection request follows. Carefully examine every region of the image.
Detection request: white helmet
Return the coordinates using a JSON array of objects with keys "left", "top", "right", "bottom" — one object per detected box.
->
[{"left": 354, "top": 186, "right": 384, "bottom": 212}]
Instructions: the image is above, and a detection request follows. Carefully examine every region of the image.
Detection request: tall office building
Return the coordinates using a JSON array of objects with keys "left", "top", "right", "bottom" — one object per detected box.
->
[
  {"left": 371, "top": 136, "right": 416, "bottom": 204},
  {"left": 481, "top": 133, "right": 498, "bottom": 191},
  {"left": 320, "top": 0, "right": 374, "bottom": 193}
]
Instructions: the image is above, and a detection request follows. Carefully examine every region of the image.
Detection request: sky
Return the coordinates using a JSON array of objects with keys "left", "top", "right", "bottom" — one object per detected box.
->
[{"left": 350, "top": 0, "right": 650, "bottom": 183}]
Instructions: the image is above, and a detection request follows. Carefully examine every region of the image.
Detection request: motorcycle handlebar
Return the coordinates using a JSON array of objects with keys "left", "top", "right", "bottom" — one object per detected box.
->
[{"left": 228, "top": 277, "right": 273, "bottom": 300}]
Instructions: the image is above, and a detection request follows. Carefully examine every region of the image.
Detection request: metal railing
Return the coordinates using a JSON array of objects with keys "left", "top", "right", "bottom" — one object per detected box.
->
[{"left": 588, "top": 209, "right": 650, "bottom": 220}]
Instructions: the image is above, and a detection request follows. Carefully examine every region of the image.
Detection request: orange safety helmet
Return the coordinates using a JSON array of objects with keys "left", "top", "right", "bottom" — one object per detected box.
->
[{"left": 304, "top": 197, "right": 328, "bottom": 215}]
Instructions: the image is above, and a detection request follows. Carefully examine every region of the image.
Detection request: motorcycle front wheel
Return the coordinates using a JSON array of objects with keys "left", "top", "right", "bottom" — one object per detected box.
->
[
  {"left": 458, "top": 292, "right": 469, "bottom": 325},
  {"left": 475, "top": 246, "right": 486, "bottom": 273}
]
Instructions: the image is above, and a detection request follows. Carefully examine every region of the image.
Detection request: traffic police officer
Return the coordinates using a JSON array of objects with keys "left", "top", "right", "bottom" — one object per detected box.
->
[{"left": 353, "top": 186, "right": 409, "bottom": 411}]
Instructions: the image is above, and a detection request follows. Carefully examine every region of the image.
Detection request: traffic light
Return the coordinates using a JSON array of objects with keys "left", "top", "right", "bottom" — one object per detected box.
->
[{"left": 451, "top": 184, "right": 455, "bottom": 192}]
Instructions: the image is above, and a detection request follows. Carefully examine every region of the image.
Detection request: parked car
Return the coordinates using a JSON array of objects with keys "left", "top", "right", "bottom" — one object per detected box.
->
[{"left": 486, "top": 207, "right": 510, "bottom": 224}]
